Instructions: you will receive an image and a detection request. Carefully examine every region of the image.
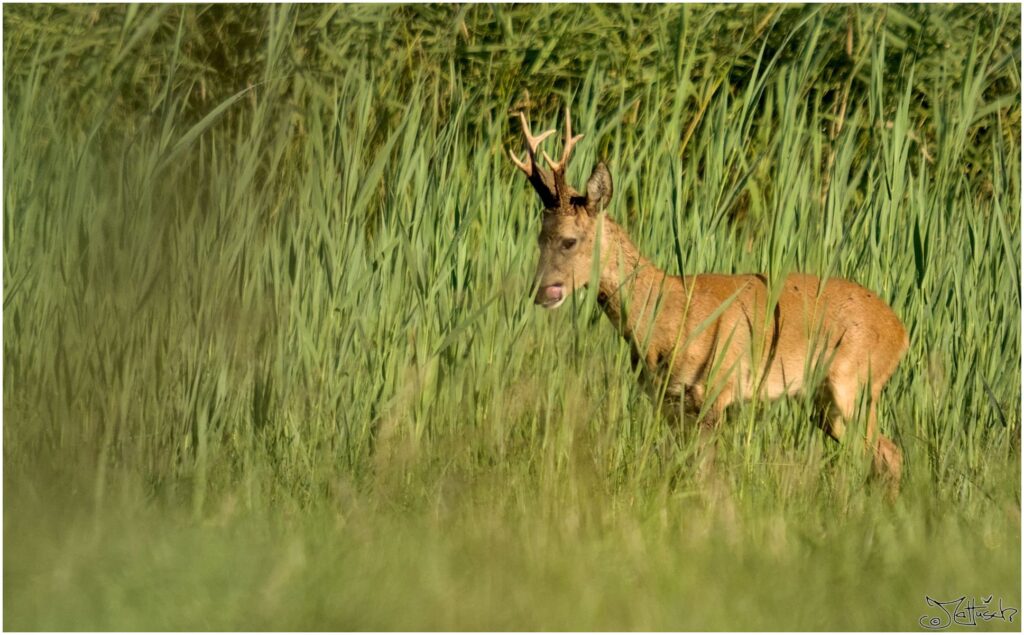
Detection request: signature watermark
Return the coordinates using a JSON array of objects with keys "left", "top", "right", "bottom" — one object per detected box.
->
[{"left": 920, "top": 595, "right": 1018, "bottom": 629}]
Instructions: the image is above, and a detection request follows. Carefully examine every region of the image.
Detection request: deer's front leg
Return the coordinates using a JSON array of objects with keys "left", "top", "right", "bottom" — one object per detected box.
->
[{"left": 682, "top": 383, "right": 729, "bottom": 430}]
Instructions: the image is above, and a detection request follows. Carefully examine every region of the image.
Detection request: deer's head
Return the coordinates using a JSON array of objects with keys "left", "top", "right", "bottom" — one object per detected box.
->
[{"left": 509, "top": 107, "right": 613, "bottom": 309}]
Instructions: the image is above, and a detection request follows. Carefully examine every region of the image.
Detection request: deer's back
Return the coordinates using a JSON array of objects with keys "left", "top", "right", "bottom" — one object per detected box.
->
[{"left": 659, "top": 272, "right": 908, "bottom": 401}]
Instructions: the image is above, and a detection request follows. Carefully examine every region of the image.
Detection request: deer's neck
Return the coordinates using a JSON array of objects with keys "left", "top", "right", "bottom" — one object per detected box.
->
[{"left": 596, "top": 217, "right": 671, "bottom": 342}]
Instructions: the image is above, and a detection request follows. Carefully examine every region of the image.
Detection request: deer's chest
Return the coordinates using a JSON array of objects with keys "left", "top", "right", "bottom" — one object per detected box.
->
[
  {"left": 629, "top": 342, "right": 709, "bottom": 412},
  {"left": 630, "top": 345, "right": 682, "bottom": 396}
]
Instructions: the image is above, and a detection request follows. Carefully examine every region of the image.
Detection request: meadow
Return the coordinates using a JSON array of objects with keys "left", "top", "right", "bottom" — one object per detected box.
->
[{"left": 3, "top": 4, "right": 1021, "bottom": 630}]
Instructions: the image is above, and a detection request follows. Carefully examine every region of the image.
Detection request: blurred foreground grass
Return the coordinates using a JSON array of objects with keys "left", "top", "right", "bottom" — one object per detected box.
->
[{"left": 3, "top": 4, "right": 1021, "bottom": 630}]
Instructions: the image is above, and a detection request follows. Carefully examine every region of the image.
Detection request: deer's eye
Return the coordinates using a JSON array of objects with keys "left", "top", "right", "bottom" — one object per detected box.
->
[{"left": 561, "top": 238, "right": 578, "bottom": 250}]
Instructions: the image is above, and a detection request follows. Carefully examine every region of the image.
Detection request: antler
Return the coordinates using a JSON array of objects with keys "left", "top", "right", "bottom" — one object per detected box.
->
[
  {"left": 509, "top": 104, "right": 584, "bottom": 210},
  {"left": 509, "top": 111, "right": 558, "bottom": 208},
  {"left": 508, "top": 112, "right": 555, "bottom": 178},
  {"left": 542, "top": 108, "right": 584, "bottom": 176}
]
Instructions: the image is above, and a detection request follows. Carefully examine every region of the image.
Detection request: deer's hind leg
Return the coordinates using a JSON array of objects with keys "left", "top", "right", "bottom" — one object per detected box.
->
[
  {"left": 867, "top": 386, "right": 902, "bottom": 484},
  {"left": 825, "top": 371, "right": 902, "bottom": 485}
]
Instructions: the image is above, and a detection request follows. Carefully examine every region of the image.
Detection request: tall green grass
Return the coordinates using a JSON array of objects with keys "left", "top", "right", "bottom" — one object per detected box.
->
[{"left": 4, "top": 4, "right": 1020, "bottom": 630}]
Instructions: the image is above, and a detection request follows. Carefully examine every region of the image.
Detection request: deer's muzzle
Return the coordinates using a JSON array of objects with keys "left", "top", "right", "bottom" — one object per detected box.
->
[{"left": 535, "top": 284, "right": 565, "bottom": 308}]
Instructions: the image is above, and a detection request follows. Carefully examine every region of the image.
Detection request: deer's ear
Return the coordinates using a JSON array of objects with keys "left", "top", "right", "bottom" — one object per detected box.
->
[{"left": 585, "top": 162, "right": 613, "bottom": 214}]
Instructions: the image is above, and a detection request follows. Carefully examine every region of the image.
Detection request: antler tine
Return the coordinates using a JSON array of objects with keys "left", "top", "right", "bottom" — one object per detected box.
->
[
  {"left": 542, "top": 107, "right": 584, "bottom": 173},
  {"left": 509, "top": 112, "right": 556, "bottom": 176}
]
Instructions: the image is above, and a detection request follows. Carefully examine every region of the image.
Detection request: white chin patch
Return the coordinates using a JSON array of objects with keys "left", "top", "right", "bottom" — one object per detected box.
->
[{"left": 542, "top": 296, "right": 567, "bottom": 310}]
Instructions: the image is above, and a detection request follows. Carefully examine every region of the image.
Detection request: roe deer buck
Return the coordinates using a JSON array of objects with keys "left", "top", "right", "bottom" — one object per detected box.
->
[{"left": 508, "top": 105, "right": 908, "bottom": 483}]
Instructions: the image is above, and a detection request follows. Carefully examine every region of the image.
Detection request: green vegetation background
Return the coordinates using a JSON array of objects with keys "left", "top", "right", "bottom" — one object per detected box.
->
[{"left": 4, "top": 4, "right": 1021, "bottom": 630}]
